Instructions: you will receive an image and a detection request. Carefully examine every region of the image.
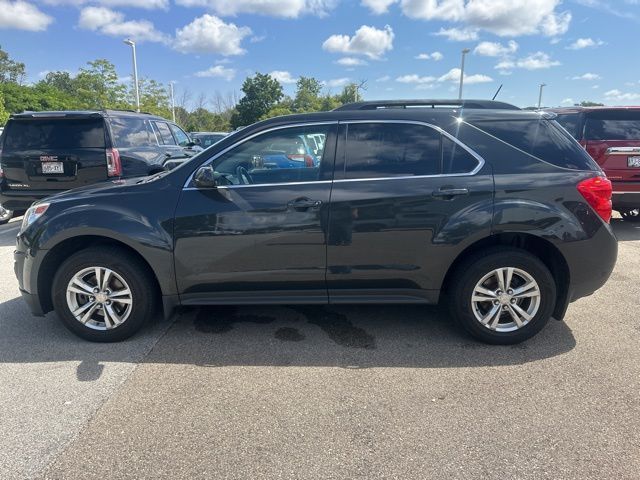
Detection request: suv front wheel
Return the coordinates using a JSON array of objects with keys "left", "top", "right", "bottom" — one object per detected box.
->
[
  {"left": 449, "top": 248, "right": 556, "bottom": 344},
  {"left": 52, "top": 246, "right": 156, "bottom": 342}
]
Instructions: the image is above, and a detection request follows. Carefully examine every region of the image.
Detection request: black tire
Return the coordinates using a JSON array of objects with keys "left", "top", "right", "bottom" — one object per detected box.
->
[
  {"left": 448, "top": 247, "right": 556, "bottom": 345},
  {"left": 620, "top": 209, "right": 640, "bottom": 222},
  {"left": 52, "top": 246, "right": 156, "bottom": 342},
  {"left": 0, "top": 205, "right": 13, "bottom": 225}
]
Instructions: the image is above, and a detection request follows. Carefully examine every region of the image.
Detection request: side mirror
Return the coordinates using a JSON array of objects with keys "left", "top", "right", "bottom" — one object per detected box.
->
[{"left": 193, "top": 165, "right": 219, "bottom": 189}]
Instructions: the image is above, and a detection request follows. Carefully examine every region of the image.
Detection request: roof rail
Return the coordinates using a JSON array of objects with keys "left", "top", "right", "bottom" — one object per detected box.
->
[{"left": 334, "top": 99, "right": 520, "bottom": 111}]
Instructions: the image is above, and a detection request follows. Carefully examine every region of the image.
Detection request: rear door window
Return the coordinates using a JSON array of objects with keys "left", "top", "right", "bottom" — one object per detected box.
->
[
  {"left": 110, "top": 117, "right": 156, "bottom": 148},
  {"left": 344, "top": 123, "right": 441, "bottom": 178},
  {"left": 4, "top": 118, "right": 105, "bottom": 151},
  {"left": 442, "top": 136, "right": 480, "bottom": 174},
  {"left": 584, "top": 110, "right": 640, "bottom": 140},
  {"left": 472, "top": 118, "right": 598, "bottom": 171},
  {"left": 154, "top": 122, "right": 177, "bottom": 145}
]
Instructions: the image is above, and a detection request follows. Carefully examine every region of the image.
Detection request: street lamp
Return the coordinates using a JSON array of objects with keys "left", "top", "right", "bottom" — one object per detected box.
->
[
  {"left": 458, "top": 48, "right": 471, "bottom": 100},
  {"left": 169, "top": 82, "right": 176, "bottom": 123},
  {"left": 123, "top": 39, "right": 140, "bottom": 112},
  {"left": 538, "top": 83, "right": 547, "bottom": 109}
]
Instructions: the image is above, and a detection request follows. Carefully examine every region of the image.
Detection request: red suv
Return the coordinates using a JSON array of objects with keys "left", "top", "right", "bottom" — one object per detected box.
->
[{"left": 549, "top": 107, "right": 640, "bottom": 221}]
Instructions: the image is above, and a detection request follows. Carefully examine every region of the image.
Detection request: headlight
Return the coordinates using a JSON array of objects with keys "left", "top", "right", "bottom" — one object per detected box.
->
[{"left": 21, "top": 203, "right": 50, "bottom": 231}]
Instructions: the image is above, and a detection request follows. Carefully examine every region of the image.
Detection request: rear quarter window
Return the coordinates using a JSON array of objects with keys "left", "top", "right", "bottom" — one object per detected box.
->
[
  {"left": 584, "top": 110, "right": 640, "bottom": 140},
  {"left": 471, "top": 118, "right": 599, "bottom": 171},
  {"left": 3, "top": 118, "right": 106, "bottom": 151},
  {"left": 110, "top": 117, "right": 157, "bottom": 148},
  {"left": 554, "top": 113, "right": 582, "bottom": 139}
]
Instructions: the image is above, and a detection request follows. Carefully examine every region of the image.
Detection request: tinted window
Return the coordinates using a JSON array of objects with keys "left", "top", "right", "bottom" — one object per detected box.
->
[
  {"left": 555, "top": 113, "right": 581, "bottom": 139},
  {"left": 473, "top": 119, "right": 598, "bottom": 170},
  {"left": 154, "top": 122, "right": 176, "bottom": 145},
  {"left": 169, "top": 124, "right": 190, "bottom": 147},
  {"left": 344, "top": 123, "right": 440, "bottom": 179},
  {"left": 442, "top": 136, "right": 479, "bottom": 174},
  {"left": 584, "top": 110, "right": 640, "bottom": 140},
  {"left": 110, "top": 117, "right": 156, "bottom": 148},
  {"left": 194, "top": 134, "right": 226, "bottom": 148},
  {"left": 214, "top": 126, "right": 331, "bottom": 185},
  {"left": 4, "top": 118, "right": 105, "bottom": 151}
]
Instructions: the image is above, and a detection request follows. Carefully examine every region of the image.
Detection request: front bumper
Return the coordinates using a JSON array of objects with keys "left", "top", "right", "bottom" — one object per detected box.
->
[{"left": 14, "top": 236, "right": 47, "bottom": 317}]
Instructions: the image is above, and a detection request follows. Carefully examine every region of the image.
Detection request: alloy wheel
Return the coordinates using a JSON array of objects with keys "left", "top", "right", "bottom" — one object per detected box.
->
[
  {"left": 66, "top": 266, "right": 133, "bottom": 330},
  {"left": 471, "top": 267, "right": 541, "bottom": 332}
]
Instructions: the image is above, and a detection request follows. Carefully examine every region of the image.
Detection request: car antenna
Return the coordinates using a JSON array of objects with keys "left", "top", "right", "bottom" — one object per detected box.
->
[{"left": 492, "top": 84, "right": 503, "bottom": 101}]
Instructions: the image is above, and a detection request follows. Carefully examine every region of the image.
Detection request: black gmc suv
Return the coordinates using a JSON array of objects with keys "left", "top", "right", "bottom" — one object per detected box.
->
[
  {"left": 0, "top": 110, "right": 198, "bottom": 212},
  {"left": 14, "top": 100, "right": 618, "bottom": 344}
]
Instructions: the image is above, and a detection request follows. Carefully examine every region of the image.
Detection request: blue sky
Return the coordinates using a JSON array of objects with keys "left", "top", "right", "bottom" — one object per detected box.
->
[{"left": 1, "top": 0, "right": 639, "bottom": 108}]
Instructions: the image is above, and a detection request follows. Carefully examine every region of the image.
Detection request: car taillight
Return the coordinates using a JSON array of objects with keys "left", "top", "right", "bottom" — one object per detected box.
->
[
  {"left": 577, "top": 176, "right": 612, "bottom": 223},
  {"left": 287, "top": 154, "right": 315, "bottom": 167},
  {"left": 106, "top": 148, "right": 122, "bottom": 177}
]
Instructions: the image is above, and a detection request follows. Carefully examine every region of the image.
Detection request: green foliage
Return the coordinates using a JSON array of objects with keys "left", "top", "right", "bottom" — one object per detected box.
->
[
  {"left": 292, "top": 77, "right": 323, "bottom": 113},
  {"left": 231, "top": 73, "right": 284, "bottom": 128},
  {"left": 0, "top": 46, "right": 26, "bottom": 84},
  {"left": 0, "top": 91, "right": 8, "bottom": 126},
  {"left": 338, "top": 83, "right": 360, "bottom": 104},
  {"left": 580, "top": 101, "right": 605, "bottom": 107}
]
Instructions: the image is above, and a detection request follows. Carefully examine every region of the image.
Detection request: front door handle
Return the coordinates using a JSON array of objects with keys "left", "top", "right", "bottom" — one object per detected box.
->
[
  {"left": 432, "top": 187, "right": 469, "bottom": 199},
  {"left": 287, "top": 198, "right": 322, "bottom": 211}
]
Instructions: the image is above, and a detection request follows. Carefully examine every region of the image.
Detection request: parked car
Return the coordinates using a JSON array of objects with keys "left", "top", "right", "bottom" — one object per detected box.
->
[
  {"left": 548, "top": 106, "right": 640, "bottom": 221},
  {"left": 190, "top": 131, "right": 228, "bottom": 148},
  {"left": 0, "top": 110, "right": 199, "bottom": 211},
  {"left": 14, "top": 99, "right": 617, "bottom": 344}
]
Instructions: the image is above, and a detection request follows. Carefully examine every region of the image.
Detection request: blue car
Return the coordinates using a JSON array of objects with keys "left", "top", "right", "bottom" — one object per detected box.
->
[{"left": 260, "top": 135, "right": 321, "bottom": 169}]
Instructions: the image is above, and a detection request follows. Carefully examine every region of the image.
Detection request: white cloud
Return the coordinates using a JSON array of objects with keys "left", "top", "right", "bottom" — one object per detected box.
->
[
  {"left": 567, "top": 37, "right": 604, "bottom": 50},
  {"left": 496, "top": 51, "right": 560, "bottom": 72},
  {"left": 604, "top": 89, "right": 640, "bottom": 101},
  {"left": 396, "top": 74, "right": 436, "bottom": 84},
  {"left": 572, "top": 72, "right": 601, "bottom": 81},
  {"left": 336, "top": 57, "right": 368, "bottom": 66},
  {"left": 194, "top": 65, "right": 236, "bottom": 80},
  {"left": 561, "top": 98, "right": 575, "bottom": 105},
  {"left": 376, "top": 75, "right": 391, "bottom": 82},
  {"left": 438, "top": 67, "right": 493, "bottom": 84},
  {"left": 325, "top": 77, "right": 351, "bottom": 87},
  {"left": 78, "top": 6, "right": 167, "bottom": 42},
  {"left": 367, "top": 0, "right": 571, "bottom": 38},
  {"left": 323, "top": 24, "right": 394, "bottom": 59},
  {"left": 0, "top": 0, "right": 53, "bottom": 31},
  {"left": 175, "top": 0, "right": 337, "bottom": 18},
  {"left": 269, "top": 70, "right": 297, "bottom": 84},
  {"left": 44, "top": 0, "right": 168, "bottom": 9},
  {"left": 474, "top": 40, "right": 518, "bottom": 57},
  {"left": 434, "top": 27, "right": 478, "bottom": 41},
  {"left": 361, "top": 0, "right": 396, "bottom": 14},
  {"left": 415, "top": 51, "right": 443, "bottom": 61},
  {"left": 174, "top": 14, "right": 251, "bottom": 55}
]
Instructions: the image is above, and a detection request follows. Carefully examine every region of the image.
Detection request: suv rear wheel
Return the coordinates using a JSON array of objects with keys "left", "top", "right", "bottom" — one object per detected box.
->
[
  {"left": 0, "top": 205, "right": 13, "bottom": 225},
  {"left": 620, "top": 208, "right": 640, "bottom": 222},
  {"left": 449, "top": 248, "right": 556, "bottom": 344},
  {"left": 52, "top": 246, "right": 156, "bottom": 342}
]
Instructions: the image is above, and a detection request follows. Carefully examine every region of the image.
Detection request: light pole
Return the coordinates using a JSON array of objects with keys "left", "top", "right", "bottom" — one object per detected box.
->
[
  {"left": 169, "top": 82, "right": 176, "bottom": 123},
  {"left": 458, "top": 48, "right": 471, "bottom": 100},
  {"left": 124, "top": 39, "right": 140, "bottom": 112},
  {"left": 537, "top": 83, "right": 547, "bottom": 109}
]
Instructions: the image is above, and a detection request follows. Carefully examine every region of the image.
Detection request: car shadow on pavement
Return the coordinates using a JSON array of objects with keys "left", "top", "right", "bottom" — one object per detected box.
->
[
  {"left": 0, "top": 294, "right": 577, "bottom": 374},
  {"left": 611, "top": 218, "right": 640, "bottom": 242}
]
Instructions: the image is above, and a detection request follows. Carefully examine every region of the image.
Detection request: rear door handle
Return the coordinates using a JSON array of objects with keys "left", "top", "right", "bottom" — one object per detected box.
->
[
  {"left": 287, "top": 198, "right": 323, "bottom": 211},
  {"left": 432, "top": 187, "right": 469, "bottom": 199}
]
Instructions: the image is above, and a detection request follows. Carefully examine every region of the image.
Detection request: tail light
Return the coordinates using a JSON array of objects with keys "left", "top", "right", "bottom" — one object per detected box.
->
[
  {"left": 577, "top": 176, "right": 612, "bottom": 223},
  {"left": 106, "top": 148, "right": 122, "bottom": 177},
  {"left": 286, "top": 154, "right": 315, "bottom": 167}
]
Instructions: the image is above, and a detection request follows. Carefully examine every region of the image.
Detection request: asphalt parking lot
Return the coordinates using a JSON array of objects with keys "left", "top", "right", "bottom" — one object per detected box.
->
[{"left": 1, "top": 217, "right": 639, "bottom": 480}]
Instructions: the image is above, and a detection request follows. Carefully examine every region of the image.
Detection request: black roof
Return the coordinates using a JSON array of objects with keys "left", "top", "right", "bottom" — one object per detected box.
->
[{"left": 10, "top": 109, "right": 167, "bottom": 121}]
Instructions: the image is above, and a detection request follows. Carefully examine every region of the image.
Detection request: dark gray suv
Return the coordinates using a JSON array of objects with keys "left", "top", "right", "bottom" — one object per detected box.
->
[{"left": 14, "top": 100, "right": 618, "bottom": 344}]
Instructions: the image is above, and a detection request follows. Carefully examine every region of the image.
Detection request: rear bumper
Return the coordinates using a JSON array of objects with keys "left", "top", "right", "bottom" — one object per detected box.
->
[
  {"left": 612, "top": 191, "right": 640, "bottom": 210},
  {"left": 0, "top": 188, "right": 52, "bottom": 210}
]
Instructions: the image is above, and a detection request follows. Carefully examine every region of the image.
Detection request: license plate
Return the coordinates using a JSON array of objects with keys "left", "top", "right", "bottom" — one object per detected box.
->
[
  {"left": 41, "top": 162, "right": 64, "bottom": 174},
  {"left": 628, "top": 156, "right": 640, "bottom": 167}
]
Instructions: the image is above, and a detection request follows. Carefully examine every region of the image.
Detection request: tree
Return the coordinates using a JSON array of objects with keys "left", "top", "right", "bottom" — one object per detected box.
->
[
  {"left": 40, "top": 71, "right": 76, "bottom": 95},
  {"left": 292, "top": 76, "right": 322, "bottom": 113},
  {"left": 136, "top": 78, "right": 171, "bottom": 117},
  {"left": 0, "top": 90, "right": 9, "bottom": 125},
  {"left": 580, "top": 101, "right": 604, "bottom": 107},
  {"left": 0, "top": 46, "right": 26, "bottom": 84},
  {"left": 231, "top": 73, "right": 283, "bottom": 128},
  {"left": 74, "top": 59, "right": 127, "bottom": 109}
]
